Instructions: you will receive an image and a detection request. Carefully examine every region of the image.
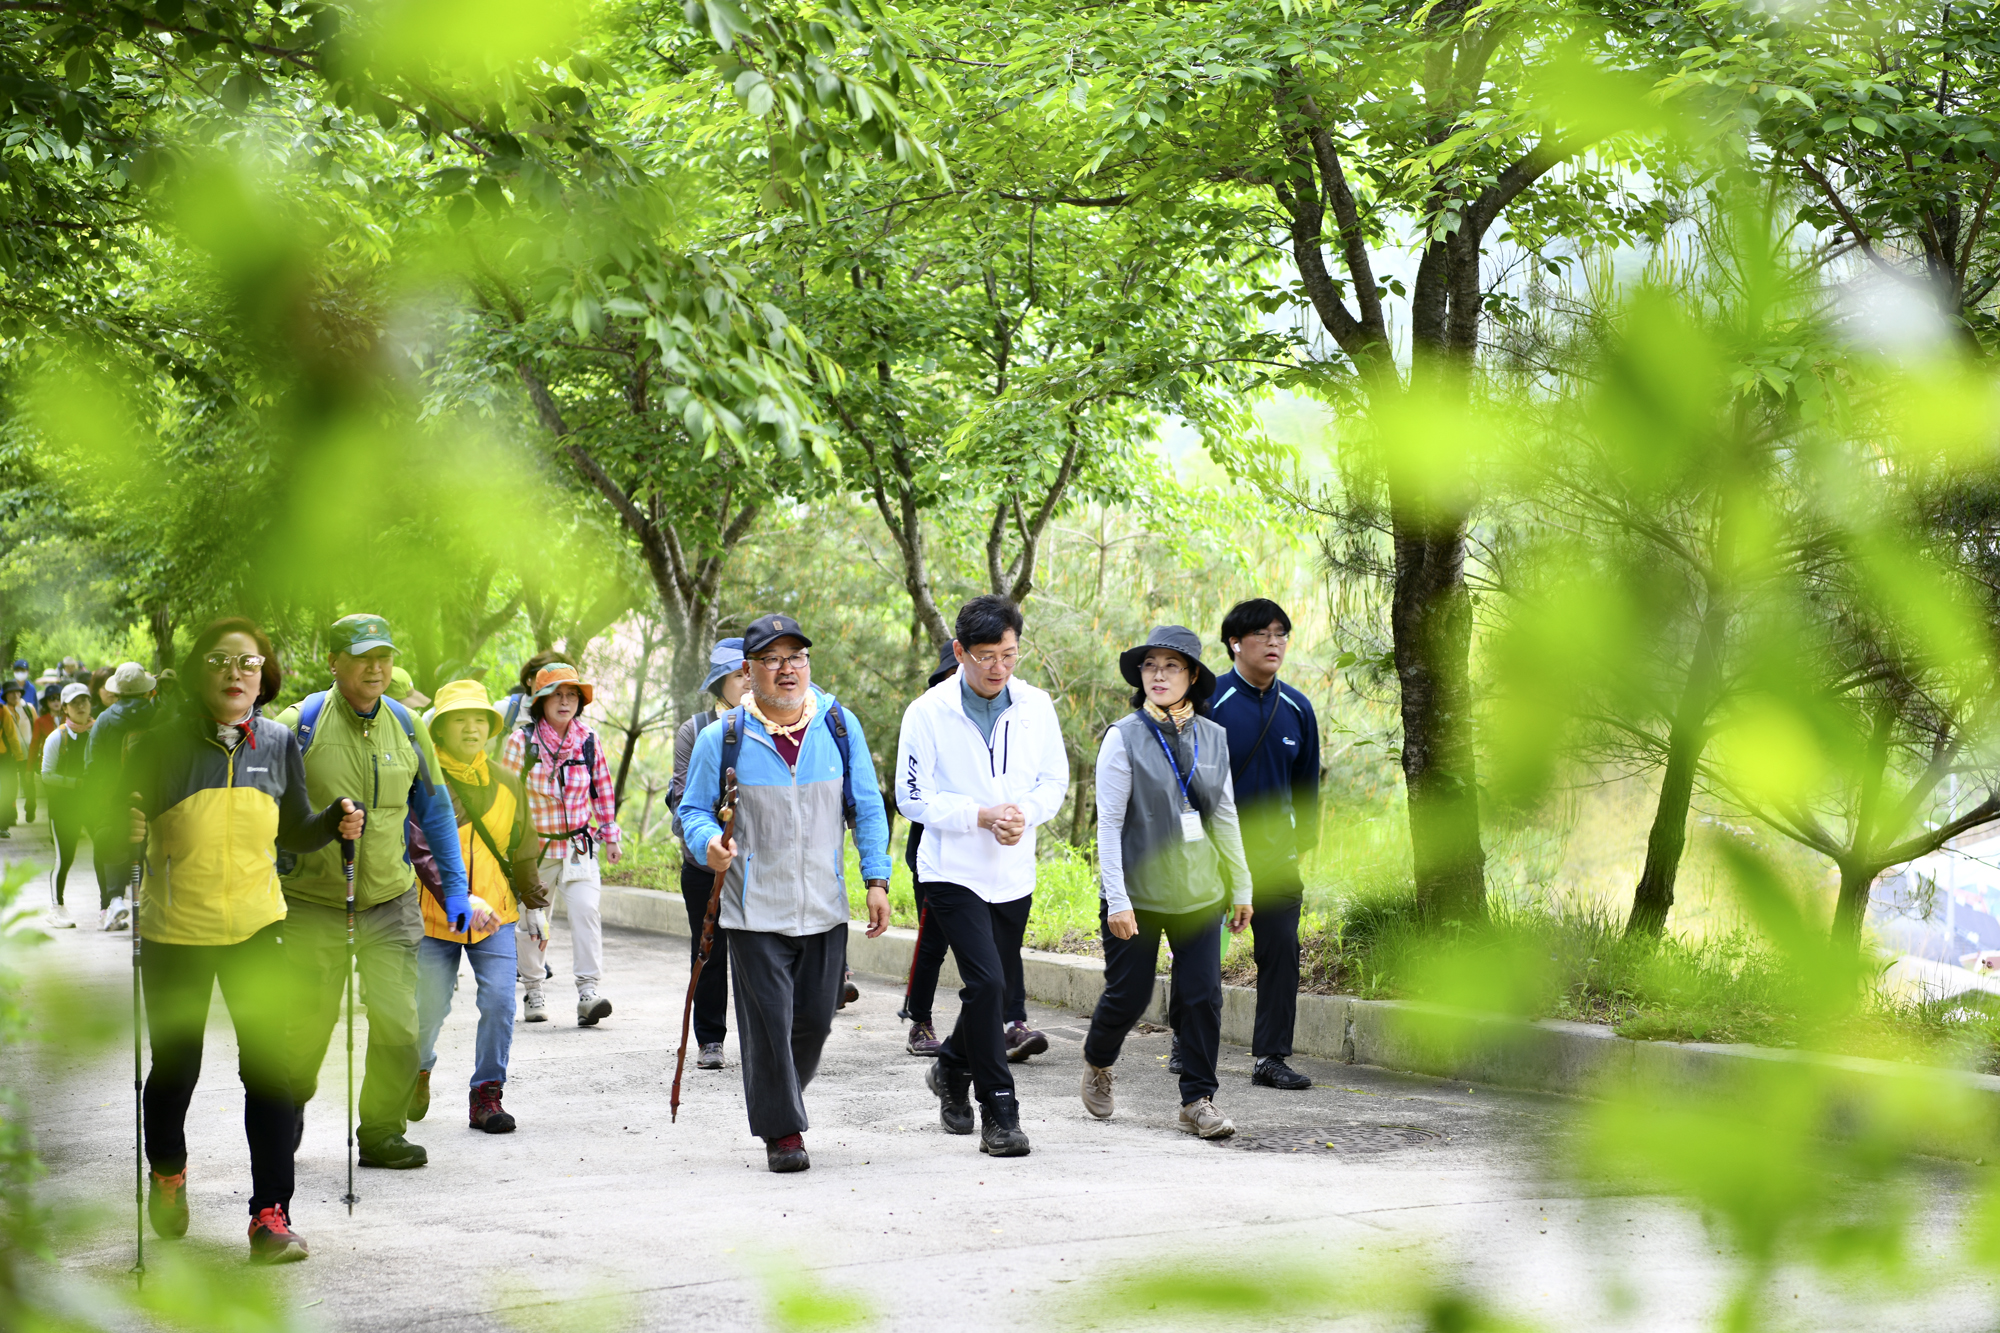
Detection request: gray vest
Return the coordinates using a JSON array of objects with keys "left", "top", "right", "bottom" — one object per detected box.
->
[{"left": 1112, "top": 710, "right": 1231, "bottom": 916}]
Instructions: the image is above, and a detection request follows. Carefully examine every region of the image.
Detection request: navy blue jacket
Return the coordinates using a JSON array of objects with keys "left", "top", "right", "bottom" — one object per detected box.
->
[{"left": 1210, "top": 667, "right": 1320, "bottom": 889}]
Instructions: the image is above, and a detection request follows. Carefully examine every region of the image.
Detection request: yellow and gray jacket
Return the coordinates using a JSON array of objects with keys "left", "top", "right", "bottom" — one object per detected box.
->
[{"left": 130, "top": 707, "right": 344, "bottom": 946}]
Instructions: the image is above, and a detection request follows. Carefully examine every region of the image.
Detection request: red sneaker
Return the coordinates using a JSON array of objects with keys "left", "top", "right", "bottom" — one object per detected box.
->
[
  {"left": 247, "top": 1205, "right": 309, "bottom": 1264},
  {"left": 147, "top": 1169, "right": 188, "bottom": 1239}
]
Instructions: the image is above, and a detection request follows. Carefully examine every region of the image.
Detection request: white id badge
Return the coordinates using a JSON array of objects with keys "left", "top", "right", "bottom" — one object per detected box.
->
[{"left": 1180, "top": 808, "right": 1206, "bottom": 843}]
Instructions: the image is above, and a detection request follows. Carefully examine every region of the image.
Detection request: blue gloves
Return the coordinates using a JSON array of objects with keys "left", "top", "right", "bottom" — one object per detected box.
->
[{"left": 443, "top": 893, "right": 471, "bottom": 933}]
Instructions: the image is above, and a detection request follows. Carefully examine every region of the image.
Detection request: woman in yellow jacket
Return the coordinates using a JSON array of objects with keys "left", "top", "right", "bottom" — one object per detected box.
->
[
  {"left": 412, "top": 680, "right": 539, "bottom": 1134},
  {"left": 127, "top": 618, "right": 363, "bottom": 1264}
]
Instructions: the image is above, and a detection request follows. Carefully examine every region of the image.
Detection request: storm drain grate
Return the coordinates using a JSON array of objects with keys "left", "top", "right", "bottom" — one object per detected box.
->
[{"left": 1229, "top": 1123, "right": 1444, "bottom": 1155}]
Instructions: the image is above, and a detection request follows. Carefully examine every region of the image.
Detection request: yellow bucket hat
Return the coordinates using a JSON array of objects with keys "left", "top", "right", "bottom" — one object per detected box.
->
[{"left": 423, "top": 679, "right": 506, "bottom": 732}]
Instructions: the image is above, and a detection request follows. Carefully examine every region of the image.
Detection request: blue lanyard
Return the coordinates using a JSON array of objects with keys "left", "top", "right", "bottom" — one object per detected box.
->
[{"left": 1143, "top": 714, "right": 1198, "bottom": 810}]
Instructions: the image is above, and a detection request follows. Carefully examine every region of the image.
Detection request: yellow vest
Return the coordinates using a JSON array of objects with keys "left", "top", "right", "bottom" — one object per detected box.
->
[{"left": 421, "top": 776, "right": 522, "bottom": 944}]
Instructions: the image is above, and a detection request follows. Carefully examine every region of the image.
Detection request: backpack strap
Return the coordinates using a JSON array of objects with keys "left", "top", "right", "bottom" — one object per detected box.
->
[
  {"left": 717, "top": 707, "right": 744, "bottom": 808},
  {"left": 295, "top": 690, "right": 328, "bottom": 755},
  {"left": 825, "top": 700, "right": 857, "bottom": 828}
]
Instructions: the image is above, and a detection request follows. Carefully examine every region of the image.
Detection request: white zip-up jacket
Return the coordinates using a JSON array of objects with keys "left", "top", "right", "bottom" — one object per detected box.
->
[{"left": 895, "top": 669, "right": 1071, "bottom": 903}]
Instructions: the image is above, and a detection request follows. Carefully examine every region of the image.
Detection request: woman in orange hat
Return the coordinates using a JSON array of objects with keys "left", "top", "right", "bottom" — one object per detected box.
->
[{"left": 499, "top": 664, "right": 622, "bottom": 1026}]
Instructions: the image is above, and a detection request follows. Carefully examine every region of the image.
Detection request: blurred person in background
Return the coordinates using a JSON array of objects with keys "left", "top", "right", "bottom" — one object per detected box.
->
[
  {"left": 0, "top": 679, "right": 26, "bottom": 838},
  {"left": 85, "top": 662, "right": 158, "bottom": 929},
  {"left": 666, "top": 636, "right": 749, "bottom": 1069},
  {"left": 39, "top": 682, "right": 95, "bottom": 927},
  {"left": 390, "top": 666, "right": 431, "bottom": 713}
]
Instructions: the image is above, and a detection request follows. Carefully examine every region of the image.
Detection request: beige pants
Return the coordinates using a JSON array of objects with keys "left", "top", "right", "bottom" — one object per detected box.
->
[{"left": 533, "top": 845, "right": 603, "bottom": 992}]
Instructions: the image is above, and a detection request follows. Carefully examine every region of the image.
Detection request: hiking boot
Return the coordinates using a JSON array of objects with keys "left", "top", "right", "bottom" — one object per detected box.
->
[
  {"left": 1080, "top": 1063, "right": 1115, "bottom": 1119},
  {"left": 697, "top": 1042, "right": 725, "bottom": 1070},
  {"left": 357, "top": 1134, "right": 428, "bottom": 1169},
  {"left": 408, "top": 1069, "right": 431, "bottom": 1122},
  {"left": 905, "top": 1021, "right": 942, "bottom": 1057},
  {"left": 248, "top": 1204, "right": 308, "bottom": 1264},
  {"left": 765, "top": 1133, "right": 810, "bottom": 1173},
  {"left": 1166, "top": 1036, "right": 1184, "bottom": 1075},
  {"left": 45, "top": 904, "right": 75, "bottom": 929},
  {"left": 1004, "top": 1022, "right": 1049, "bottom": 1063},
  {"left": 1252, "top": 1057, "right": 1313, "bottom": 1091},
  {"left": 469, "top": 1081, "right": 516, "bottom": 1133},
  {"left": 979, "top": 1097, "right": 1031, "bottom": 1157},
  {"left": 927, "top": 1059, "right": 974, "bottom": 1135},
  {"left": 577, "top": 987, "right": 612, "bottom": 1027},
  {"left": 147, "top": 1169, "right": 188, "bottom": 1239},
  {"left": 839, "top": 970, "right": 860, "bottom": 1009},
  {"left": 523, "top": 987, "right": 547, "bottom": 1023},
  {"left": 1177, "top": 1097, "right": 1236, "bottom": 1140}
]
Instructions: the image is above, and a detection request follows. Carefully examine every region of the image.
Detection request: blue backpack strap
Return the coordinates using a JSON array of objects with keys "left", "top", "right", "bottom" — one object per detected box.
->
[
  {"left": 382, "top": 697, "right": 427, "bottom": 779},
  {"left": 718, "top": 707, "right": 744, "bottom": 806},
  {"left": 824, "top": 700, "right": 857, "bottom": 827},
  {"left": 295, "top": 690, "right": 329, "bottom": 755}
]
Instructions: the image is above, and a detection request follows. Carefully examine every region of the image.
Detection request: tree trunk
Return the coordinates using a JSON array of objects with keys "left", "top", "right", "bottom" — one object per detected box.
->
[
  {"left": 1390, "top": 511, "right": 1485, "bottom": 921},
  {"left": 611, "top": 630, "right": 656, "bottom": 813},
  {"left": 1627, "top": 590, "right": 1730, "bottom": 937},
  {"left": 149, "top": 604, "right": 174, "bottom": 672},
  {"left": 1831, "top": 859, "right": 1878, "bottom": 947}
]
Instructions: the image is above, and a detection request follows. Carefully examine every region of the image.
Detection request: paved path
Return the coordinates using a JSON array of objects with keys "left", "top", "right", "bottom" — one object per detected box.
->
[{"left": 3, "top": 817, "right": 1990, "bottom": 1331}]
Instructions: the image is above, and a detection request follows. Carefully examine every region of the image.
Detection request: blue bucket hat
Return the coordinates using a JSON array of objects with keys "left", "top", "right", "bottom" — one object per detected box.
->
[{"left": 702, "top": 637, "right": 746, "bottom": 695}]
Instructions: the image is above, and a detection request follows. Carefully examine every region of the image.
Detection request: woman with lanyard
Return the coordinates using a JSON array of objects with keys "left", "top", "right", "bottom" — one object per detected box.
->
[
  {"left": 1079, "top": 625, "right": 1253, "bottom": 1139},
  {"left": 500, "top": 663, "right": 622, "bottom": 1027}
]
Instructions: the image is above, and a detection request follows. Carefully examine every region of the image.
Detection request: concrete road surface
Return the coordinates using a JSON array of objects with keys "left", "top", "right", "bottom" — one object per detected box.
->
[{"left": 3, "top": 817, "right": 1991, "bottom": 1331}]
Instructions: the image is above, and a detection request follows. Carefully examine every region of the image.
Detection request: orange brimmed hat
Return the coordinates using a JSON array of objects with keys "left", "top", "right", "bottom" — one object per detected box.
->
[{"left": 529, "top": 663, "right": 594, "bottom": 706}]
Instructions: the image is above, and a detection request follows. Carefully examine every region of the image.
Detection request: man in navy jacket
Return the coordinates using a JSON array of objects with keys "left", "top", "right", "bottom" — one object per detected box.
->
[{"left": 1209, "top": 599, "right": 1321, "bottom": 1090}]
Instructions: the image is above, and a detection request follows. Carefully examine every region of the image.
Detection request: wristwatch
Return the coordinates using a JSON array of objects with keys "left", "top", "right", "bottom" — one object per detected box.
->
[{"left": 865, "top": 878, "right": 889, "bottom": 893}]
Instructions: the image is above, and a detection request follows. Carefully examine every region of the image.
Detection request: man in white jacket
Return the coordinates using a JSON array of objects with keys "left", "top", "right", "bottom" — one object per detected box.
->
[{"left": 896, "top": 595, "right": 1069, "bottom": 1157}]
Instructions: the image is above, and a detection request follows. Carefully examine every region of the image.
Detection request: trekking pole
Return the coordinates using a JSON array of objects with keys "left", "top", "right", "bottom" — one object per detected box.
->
[
  {"left": 671, "top": 769, "right": 736, "bottom": 1122},
  {"left": 128, "top": 848, "right": 144, "bottom": 1285},
  {"left": 341, "top": 834, "right": 359, "bottom": 1213}
]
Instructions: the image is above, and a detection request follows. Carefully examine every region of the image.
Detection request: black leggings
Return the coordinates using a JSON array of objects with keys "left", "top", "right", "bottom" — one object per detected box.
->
[
  {"left": 141, "top": 922, "right": 295, "bottom": 1215},
  {"left": 48, "top": 798, "right": 86, "bottom": 906}
]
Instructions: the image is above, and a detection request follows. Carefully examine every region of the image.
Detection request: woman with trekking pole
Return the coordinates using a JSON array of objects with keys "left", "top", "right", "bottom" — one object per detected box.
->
[{"left": 125, "top": 618, "right": 365, "bottom": 1263}]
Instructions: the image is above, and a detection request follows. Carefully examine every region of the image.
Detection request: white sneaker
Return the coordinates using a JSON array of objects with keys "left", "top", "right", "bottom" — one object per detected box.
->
[
  {"left": 522, "top": 988, "right": 547, "bottom": 1023},
  {"left": 45, "top": 905, "right": 75, "bottom": 929},
  {"left": 577, "top": 988, "right": 612, "bottom": 1027},
  {"left": 102, "top": 897, "right": 130, "bottom": 931}
]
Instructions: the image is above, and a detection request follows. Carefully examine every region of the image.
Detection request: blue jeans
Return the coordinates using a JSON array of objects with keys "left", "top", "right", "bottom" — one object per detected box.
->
[{"left": 417, "top": 924, "right": 517, "bottom": 1089}]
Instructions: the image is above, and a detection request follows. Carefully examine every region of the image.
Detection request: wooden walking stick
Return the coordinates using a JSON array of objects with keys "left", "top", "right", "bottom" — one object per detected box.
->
[
  {"left": 340, "top": 835, "right": 359, "bottom": 1213},
  {"left": 671, "top": 767, "right": 736, "bottom": 1122}
]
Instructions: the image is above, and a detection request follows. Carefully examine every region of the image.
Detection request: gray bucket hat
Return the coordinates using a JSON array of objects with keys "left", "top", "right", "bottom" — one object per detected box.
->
[
  {"left": 1118, "top": 625, "right": 1216, "bottom": 700},
  {"left": 702, "top": 637, "right": 746, "bottom": 694}
]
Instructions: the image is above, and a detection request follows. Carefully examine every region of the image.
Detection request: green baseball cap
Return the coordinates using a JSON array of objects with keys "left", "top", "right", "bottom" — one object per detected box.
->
[{"left": 330, "top": 613, "right": 396, "bottom": 655}]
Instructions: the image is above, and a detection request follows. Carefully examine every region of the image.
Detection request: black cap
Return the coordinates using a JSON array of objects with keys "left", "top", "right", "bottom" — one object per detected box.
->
[
  {"left": 1118, "top": 624, "right": 1217, "bottom": 700},
  {"left": 743, "top": 613, "right": 812, "bottom": 657},
  {"left": 928, "top": 640, "right": 958, "bottom": 688}
]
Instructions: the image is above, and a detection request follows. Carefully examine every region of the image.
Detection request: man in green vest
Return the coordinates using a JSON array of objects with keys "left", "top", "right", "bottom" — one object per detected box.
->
[{"left": 279, "top": 614, "right": 470, "bottom": 1170}]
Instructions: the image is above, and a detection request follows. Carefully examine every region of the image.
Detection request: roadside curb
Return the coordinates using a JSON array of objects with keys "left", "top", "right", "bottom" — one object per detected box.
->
[{"left": 579, "top": 884, "right": 2000, "bottom": 1160}]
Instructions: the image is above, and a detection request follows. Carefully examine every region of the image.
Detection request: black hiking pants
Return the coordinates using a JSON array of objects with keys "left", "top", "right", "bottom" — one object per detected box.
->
[
  {"left": 926, "top": 881, "right": 1032, "bottom": 1106},
  {"left": 680, "top": 858, "right": 730, "bottom": 1047},
  {"left": 1086, "top": 901, "right": 1225, "bottom": 1104}
]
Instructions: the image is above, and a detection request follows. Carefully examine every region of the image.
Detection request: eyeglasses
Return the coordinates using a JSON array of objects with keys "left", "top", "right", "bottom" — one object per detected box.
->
[
  {"left": 1242, "top": 629, "right": 1290, "bottom": 644},
  {"left": 968, "top": 649, "right": 1020, "bottom": 669},
  {"left": 752, "top": 652, "right": 811, "bottom": 671},
  {"left": 203, "top": 652, "right": 267, "bottom": 676},
  {"left": 1141, "top": 659, "right": 1189, "bottom": 677}
]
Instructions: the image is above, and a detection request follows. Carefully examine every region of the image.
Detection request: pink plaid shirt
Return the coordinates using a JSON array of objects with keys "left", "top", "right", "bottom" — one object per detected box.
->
[{"left": 500, "top": 718, "right": 622, "bottom": 853}]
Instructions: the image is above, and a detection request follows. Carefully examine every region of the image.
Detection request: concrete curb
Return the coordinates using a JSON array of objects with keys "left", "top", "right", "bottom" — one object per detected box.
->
[{"left": 580, "top": 884, "right": 2000, "bottom": 1159}]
